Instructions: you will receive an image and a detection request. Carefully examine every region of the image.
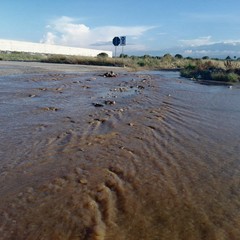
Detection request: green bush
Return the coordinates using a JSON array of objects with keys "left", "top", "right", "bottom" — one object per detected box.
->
[
  {"left": 180, "top": 64, "right": 198, "bottom": 78},
  {"left": 97, "top": 52, "right": 108, "bottom": 58},
  {"left": 180, "top": 60, "right": 240, "bottom": 82},
  {"left": 175, "top": 54, "right": 183, "bottom": 59},
  {"left": 44, "top": 55, "right": 68, "bottom": 63},
  {"left": 211, "top": 72, "right": 239, "bottom": 82},
  {"left": 227, "top": 72, "right": 239, "bottom": 82},
  {"left": 162, "top": 53, "right": 173, "bottom": 62},
  {"left": 137, "top": 60, "right": 146, "bottom": 67},
  {"left": 198, "top": 70, "right": 212, "bottom": 80}
]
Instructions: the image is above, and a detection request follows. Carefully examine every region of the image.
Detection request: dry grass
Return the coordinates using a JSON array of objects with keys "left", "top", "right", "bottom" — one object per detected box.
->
[{"left": 1, "top": 51, "right": 240, "bottom": 74}]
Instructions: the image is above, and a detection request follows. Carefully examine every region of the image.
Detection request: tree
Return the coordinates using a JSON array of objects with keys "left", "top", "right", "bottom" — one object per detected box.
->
[
  {"left": 175, "top": 54, "right": 183, "bottom": 59},
  {"left": 143, "top": 54, "right": 151, "bottom": 59},
  {"left": 97, "top": 52, "right": 108, "bottom": 58},
  {"left": 162, "top": 53, "right": 173, "bottom": 62},
  {"left": 119, "top": 53, "right": 128, "bottom": 58},
  {"left": 202, "top": 56, "right": 209, "bottom": 60},
  {"left": 163, "top": 53, "right": 172, "bottom": 58}
]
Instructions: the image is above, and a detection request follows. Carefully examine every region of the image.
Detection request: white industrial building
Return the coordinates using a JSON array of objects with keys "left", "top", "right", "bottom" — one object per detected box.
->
[{"left": 0, "top": 39, "right": 112, "bottom": 57}]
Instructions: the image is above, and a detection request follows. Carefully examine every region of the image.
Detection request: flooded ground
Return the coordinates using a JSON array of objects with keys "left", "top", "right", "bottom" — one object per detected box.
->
[{"left": 0, "top": 62, "right": 240, "bottom": 240}]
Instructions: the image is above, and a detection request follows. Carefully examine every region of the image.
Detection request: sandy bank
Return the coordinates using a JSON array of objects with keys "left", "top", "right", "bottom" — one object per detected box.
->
[{"left": 0, "top": 60, "right": 125, "bottom": 76}]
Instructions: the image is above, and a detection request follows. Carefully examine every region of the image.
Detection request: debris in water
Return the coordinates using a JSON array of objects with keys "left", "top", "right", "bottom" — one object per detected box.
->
[
  {"left": 92, "top": 103, "right": 104, "bottom": 107},
  {"left": 103, "top": 71, "right": 117, "bottom": 77},
  {"left": 104, "top": 100, "right": 116, "bottom": 105}
]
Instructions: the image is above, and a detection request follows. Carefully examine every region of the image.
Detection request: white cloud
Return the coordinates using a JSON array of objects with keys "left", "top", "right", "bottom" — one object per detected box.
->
[
  {"left": 41, "top": 32, "right": 56, "bottom": 45},
  {"left": 180, "top": 12, "right": 240, "bottom": 24},
  {"left": 178, "top": 40, "right": 240, "bottom": 58},
  {"left": 180, "top": 36, "right": 213, "bottom": 47},
  {"left": 222, "top": 39, "right": 240, "bottom": 45},
  {"left": 40, "top": 16, "right": 154, "bottom": 51},
  {"left": 184, "top": 50, "right": 193, "bottom": 54},
  {"left": 179, "top": 35, "right": 240, "bottom": 49}
]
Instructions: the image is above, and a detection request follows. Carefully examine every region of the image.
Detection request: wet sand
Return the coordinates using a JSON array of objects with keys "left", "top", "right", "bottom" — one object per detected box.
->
[{"left": 0, "top": 62, "right": 240, "bottom": 240}]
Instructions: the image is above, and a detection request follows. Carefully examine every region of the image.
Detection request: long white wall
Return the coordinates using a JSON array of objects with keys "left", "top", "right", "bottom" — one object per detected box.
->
[{"left": 0, "top": 39, "right": 112, "bottom": 57}]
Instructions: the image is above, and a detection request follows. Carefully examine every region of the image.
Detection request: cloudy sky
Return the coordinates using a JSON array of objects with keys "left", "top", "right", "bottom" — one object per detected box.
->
[{"left": 1, "top": 0, "right": 240, "bottom": 57}]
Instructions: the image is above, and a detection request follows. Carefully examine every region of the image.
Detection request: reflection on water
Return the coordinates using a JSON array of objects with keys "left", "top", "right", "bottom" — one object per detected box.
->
[{"left": 0, "top": 70, "right": 240, "bottom": 239}]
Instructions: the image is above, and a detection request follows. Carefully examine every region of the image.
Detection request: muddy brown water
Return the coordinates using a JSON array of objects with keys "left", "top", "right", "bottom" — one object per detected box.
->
[{"left": 0, "top": 64, "right": 240, "bottom": 240}]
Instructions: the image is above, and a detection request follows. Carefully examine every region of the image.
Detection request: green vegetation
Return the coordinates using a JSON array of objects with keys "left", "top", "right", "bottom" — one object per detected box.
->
[
  {"left": 40, "top": 53, "right": 193, "bottom": 70},
  {"left": 0, "top": 51, "right": 46, "bottom": 62},
  {"left": 180, "top": 59, "right": 240, "bottom": 83},
  {"left": 0, "top": 51, "right": 191, "bottom": 69},
  {"left": 1, "top": 51, "right": 240, "bottom": 82},
  {"left": 42, "top": 54, "right": 117, "bottom": 66},
  {"left": 97, "top": 52, "right": 109, "bottom": 58}
]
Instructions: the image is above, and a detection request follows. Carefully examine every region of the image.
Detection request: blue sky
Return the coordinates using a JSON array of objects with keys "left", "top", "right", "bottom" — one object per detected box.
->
[{"left": 1, "top": 0, "right": 240, "bottom": 57}]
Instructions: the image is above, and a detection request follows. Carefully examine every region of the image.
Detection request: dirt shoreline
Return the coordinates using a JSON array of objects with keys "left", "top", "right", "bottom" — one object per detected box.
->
[{"left": 0, "top": 60, "right": 126, "bottom": 76}]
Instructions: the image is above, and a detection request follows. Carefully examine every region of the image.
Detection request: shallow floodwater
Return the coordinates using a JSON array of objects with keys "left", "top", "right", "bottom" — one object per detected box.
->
[{"left": 0, "top": 68, "right": 240, "bottom": 240}]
